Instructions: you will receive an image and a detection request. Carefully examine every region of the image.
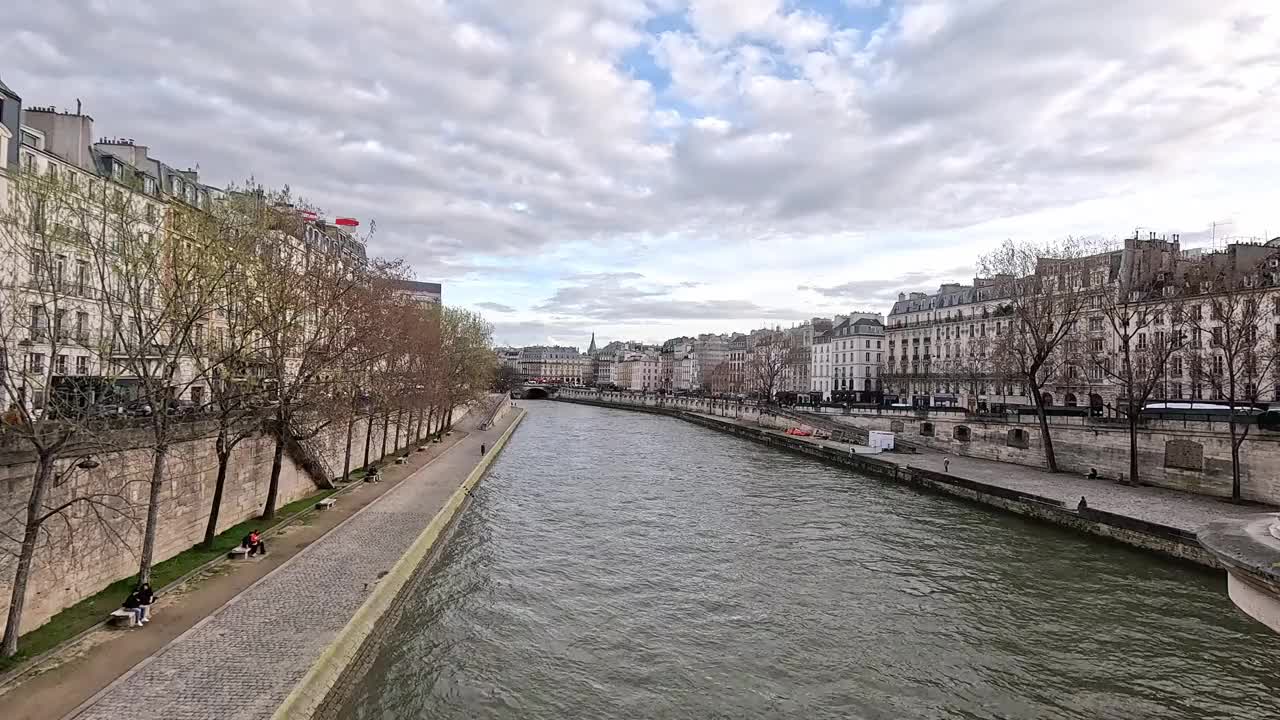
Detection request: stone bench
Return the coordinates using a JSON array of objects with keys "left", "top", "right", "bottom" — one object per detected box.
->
[
  {"left": 109, "top": 608, "right": 138, "bottom": 628},
  {"left": 228, "top": 546, "right": 250, "bottom": 560},
  {"left": 316, "top": 497, "right": 337, "bottom": 511},
  {"left": 110, "top": 606, "right": 153, "bottom": 628}
]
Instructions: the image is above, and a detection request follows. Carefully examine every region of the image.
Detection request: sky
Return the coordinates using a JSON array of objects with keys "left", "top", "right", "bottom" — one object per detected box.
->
[{"left": 3, "top": 1, "right": 1279, "bottom": 349}]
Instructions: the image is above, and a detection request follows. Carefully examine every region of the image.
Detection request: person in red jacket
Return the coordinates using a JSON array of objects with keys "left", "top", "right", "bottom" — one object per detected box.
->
[{"left": 242, "top": 529, "right": 267, "bottom": 557}]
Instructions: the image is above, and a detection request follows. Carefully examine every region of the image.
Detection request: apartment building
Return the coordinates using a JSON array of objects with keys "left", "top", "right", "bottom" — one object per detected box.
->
[
  {"left": 518, "top": 345, "right": 588, "bottom": 384},
  {"left": 885, "top": 235, "right": 1280, "bottom": 412},
  {"left": 616, "top": 351, "right": 660, "bottom": 391},
  {"left": 811, "top": 313, "right": 882, "bottom": 403},
  {"left": 0, "top": 87, "right": 371, "bottom": 414}
]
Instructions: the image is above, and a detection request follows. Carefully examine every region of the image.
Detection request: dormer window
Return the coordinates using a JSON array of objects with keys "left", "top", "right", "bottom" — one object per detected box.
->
[
  {"left": 111, "top": 161, "right": 123, "bottom": 181},
  {"left": 143, "top": 176, "right": 156, "bottom": 195}
]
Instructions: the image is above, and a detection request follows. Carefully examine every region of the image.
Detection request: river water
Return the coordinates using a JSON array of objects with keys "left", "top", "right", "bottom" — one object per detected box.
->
[{"left": 340, "top": 402, "right": 1279, "bottom": 720}]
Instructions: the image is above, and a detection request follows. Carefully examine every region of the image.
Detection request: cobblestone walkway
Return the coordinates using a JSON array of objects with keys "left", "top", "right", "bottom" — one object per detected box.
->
[
  {"left": 691, "top": 412, "right": 1268, "bottom": 533},
  {"left": 68, "top": 409, "right": 518, "bottom": 720}
]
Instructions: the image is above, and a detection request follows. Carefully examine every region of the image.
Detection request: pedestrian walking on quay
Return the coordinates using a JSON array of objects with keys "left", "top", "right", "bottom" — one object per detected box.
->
[
  {"left": 943, "top": 457, "right": 950, "bottom": 473},
  {"left": 481, "top": 444, "right": 486, "bottom": 455}
]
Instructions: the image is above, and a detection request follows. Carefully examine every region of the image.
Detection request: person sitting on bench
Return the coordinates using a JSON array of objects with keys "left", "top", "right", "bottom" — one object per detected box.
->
[
  {"left": 242, "top": 529, "right": 267, "bottom": 557},
  {"left": 121, "top": 583, "right": 155, "bottom": 626}
]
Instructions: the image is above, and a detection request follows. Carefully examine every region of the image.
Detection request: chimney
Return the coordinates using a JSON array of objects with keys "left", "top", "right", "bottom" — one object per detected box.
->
[{"left": 898, "top": 292, "right": 906, "bottom": 301}]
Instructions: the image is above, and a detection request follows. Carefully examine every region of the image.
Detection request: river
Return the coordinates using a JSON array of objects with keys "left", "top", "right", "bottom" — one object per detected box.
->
[{"left": 339, "top": 401, "right": 1279, "bottom": 719}]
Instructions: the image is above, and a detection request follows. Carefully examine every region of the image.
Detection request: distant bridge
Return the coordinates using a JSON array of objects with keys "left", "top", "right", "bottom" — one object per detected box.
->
[{"left": 511, "top": 383, "right": 559, "bottom": 400}]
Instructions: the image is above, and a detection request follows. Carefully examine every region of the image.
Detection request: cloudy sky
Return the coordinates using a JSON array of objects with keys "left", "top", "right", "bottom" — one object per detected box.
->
[{"left": 4, "top": 1, "right": 1278, "bottom": 348}]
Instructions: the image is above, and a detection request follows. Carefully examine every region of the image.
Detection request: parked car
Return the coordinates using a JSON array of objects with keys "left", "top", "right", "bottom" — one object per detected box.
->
[
  {"left": 126, "top": 401, "right": 154, "bottom": 417},
  {"left": 167, "top": 399, "right": 199, "bottom": 416},
  {"left": 88, "top": 403, "right": 127, "bottom": 420}
]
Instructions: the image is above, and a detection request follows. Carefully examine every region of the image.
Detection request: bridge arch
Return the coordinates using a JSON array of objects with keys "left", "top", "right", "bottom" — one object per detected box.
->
[{"left": 525, "top": 387, "right": 549, "bottom": 400}]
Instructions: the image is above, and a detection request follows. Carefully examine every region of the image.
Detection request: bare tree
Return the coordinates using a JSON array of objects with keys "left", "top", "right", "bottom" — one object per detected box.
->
[
  {"left": 432, "top": 306, "right": 495, "bottom": 430},
  {"left": 981, "top": 238, "right": 1095, "bottom": 472},
  {"left": 0, "top": 167, "right": 136, "bottom": 657},
  {"left": 1185, "top": 267, "right": 1280, "bottom": 502},
  {"left": 190, "top": 188, "right": 276, "bottom": 548},
  {"left": 89, "top": 180, "right": 240, "bottom": 586},
  {"left": 746, "top": 330, "right": 799, "bottom": 404},
  {"left": 241, "top": 197, "right": 408, "bottom": 519},
  {"left": 1088, "top": 273, "right": 1186, "bottom": 485}
]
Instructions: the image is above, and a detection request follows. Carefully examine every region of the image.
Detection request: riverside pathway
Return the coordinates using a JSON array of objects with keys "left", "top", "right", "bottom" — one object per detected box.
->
[
  {"left": 66, "top": 408, "right": 521, "bottom": 720},
  {"left": 690, "top": 412, "right": 1267, "bottom": 533}
]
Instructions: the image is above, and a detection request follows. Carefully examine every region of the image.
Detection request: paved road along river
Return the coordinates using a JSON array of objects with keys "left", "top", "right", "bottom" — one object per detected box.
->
[{"left": 338, "top": 402, "right": 1279, "bottom": 720}]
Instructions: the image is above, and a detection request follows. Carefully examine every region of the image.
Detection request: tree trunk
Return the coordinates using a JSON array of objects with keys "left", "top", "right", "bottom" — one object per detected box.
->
[
  {"left": 2, "top": 456, "right": 55, "bottom": 657},
  {"left": 380, "top": 412, "right": 390, "bottom": 459},
  {"left": 363, "top": 411, "right": 374, "bottom": 469},
  {"left": 137, "top": 443, "right": 168, "bottom": 586},
  {"left": 1029, "top": 382, "right": 1058, "bottom": 472},
  {"left": 1127, "top": 408, "right": 1139, "bottom": 486},
  {"left": 395, "top": 409, "right": 404, "bottom": 452},
  {"left": 203, "top": 435, "right": 231, "bottom": 549},
  {"left": 263, "top": 432, "right": 286, "bottom": 520},
  {"left": 342, "top": 405, "right": 356, "bottom": 483},
  {"left": 1229, "top": 420, "right": 1243, "bottom": 503}
]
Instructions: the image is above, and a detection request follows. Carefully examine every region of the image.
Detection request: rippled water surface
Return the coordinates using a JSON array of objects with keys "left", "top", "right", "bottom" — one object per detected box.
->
[{"left": 342, "top": 402, "right": 1279, "bottom": 720}]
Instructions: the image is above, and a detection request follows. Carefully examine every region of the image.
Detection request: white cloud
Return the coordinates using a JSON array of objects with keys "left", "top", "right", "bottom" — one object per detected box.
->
[{"left": 2, "top": 0, "right": 1278, "bottom": 346}]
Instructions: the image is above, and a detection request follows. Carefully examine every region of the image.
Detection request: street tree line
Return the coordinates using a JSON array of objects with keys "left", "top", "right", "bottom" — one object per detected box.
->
[{"left": 0, "top": 169, "right": 494, "bottom": 656}]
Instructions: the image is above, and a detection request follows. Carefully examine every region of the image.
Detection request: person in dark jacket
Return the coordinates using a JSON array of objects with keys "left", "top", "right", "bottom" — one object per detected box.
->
[
  {"left": 136, "top": 583, "right": 156, "bottom": 624},
  {"left": 122, "top": 590, "right": 146, "bottom": 625}
]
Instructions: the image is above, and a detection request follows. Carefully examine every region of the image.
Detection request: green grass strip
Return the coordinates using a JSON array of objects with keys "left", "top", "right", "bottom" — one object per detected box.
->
[{"left": 0, "top": 482, "right": 353, "bottom": 674}]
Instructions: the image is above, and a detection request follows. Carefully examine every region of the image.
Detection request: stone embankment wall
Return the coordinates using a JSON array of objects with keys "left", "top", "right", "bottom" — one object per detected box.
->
[
  {"left": 0, "top": 406, "right": 471, "bottom": 635},
  {"left": 818, "top": 409, "right": 1280, "bottom": 505},
  {"left": 556, "top": 390, "right": 1280, "bottom": 505},
  {"left": 554, "top": 391, "right": 1215, "bottom": 567}
]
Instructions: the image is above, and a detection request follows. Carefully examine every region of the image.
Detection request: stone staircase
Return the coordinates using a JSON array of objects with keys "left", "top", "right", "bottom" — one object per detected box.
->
[
  {"left": 767, "top": 406, "right": 867, "bottom": 445},
  {"left": 771, "top": 406, "right": 921, "bottom": 453},
  {"left": 280, "top": 424, "right": 337, "bottom": 489}
]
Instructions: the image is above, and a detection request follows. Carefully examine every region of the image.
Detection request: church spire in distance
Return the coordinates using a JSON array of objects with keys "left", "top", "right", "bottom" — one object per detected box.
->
[{"left": 588, "top": 332, "right": 597, "bottom": 355}]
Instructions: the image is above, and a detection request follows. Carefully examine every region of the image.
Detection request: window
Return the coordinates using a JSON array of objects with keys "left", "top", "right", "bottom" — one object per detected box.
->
[
  {"left": 75, "top": 355, "right": 88, "bottom": 375},
  {"left": 29, "top": 305, "right": 46, "bottom": 335},
  {"left": 145, "top": 203, "right": 156, "bottom": 223},
  {"left": 76, "top": 260, "right": 89, "bottom": 295},
  {"left": 1089, "top": 317, "right": 1103, "bottom": 332},
  {"left": 191, "top": 386, "right": 205, "bottom": 406},
  {"left": 1212, "top": 327, "right": 1222, "bottom": 347},
  {"left": 28, "top": 353, "right": 45, "bottom": 373},
  {"left": 144, "top": 176, "right": 157, "bottom": 195},
  {"left": 1213, "top": 356, "right": 1224, "bottom": 375},
  {"left": 1137, "top": 333, "right": 1147, "bottom": 350},
  {"left": 1191, "top": 305, "right": 1203, "bottom": 321},
  {"left": 55, "top": 355, "right": 67, "bottom": 375},
  {"left": 1171, "top": 356, "right": 1182, "bottom": 376}
]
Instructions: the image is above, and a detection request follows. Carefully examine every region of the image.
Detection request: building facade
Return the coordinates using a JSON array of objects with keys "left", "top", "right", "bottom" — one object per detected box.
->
[{"left": 517, "top": 345, "right": 588, "bottom": 384}]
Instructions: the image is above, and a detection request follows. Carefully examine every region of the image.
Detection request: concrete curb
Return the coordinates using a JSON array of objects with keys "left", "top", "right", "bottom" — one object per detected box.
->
[{"left": 269, "top": 407, "right": 527, "bottom": 720}]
